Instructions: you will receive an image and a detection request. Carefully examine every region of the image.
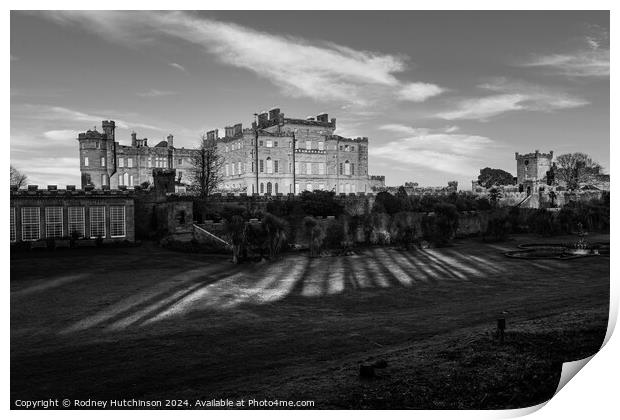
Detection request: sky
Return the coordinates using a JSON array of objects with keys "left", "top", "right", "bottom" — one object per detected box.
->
[{"left": 10, "top": 11, "right": 609, "bottom": 189}]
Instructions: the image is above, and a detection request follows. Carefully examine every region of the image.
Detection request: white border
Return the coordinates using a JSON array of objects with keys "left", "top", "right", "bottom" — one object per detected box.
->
[{"left": 4, "top": 3, "right": 616, "bottom": 420}]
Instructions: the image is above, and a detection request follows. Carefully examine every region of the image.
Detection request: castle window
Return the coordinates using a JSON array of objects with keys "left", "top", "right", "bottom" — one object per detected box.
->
[
  {"left": 110, "top": 206, "right": 126, "bottom": 238},
  {"left": 339, "top": 145, "right": 343, "bottom": 151},
  {"left": 121, "top": 173, "right": 129, "bottom": 186},
  {"left": 351, "top": 163, "right": 355, "bottom": 175},
  {"left": 266, "top": 157, "right": 273, "bottom": 174},
  {"left": 306, "top": 183, "right": 313, "bottom": 192},
  {"left": 225, "top": 164, "right": 229, "bottom": 176},
  {"left": 118, "top": 158, "right": 124, "bottom": 168},
  {"left": 318, "top": 141, "right": 324, "bottom": 151},
  {"left": 68, "top": 207, "right": 85, "bottom": 238},
  {"left": 10, "top": 208, "right": 16, "bottom": 242},
  {"left": 101, "top": 157, "right": 106, "bottom": 167},
  {"left": 308, "top": 163, "right": 314, "bottom": 175},
  {"left": 266, "top": 140, "right": 273, "bottom": 148},
  {"left": 84, "top": 157, "right": 89, "bottom": 167},
  {"left": 295, "top": 162, "right": 299, "bottom": 174},
  {"left": 260, "top": 160, "right": 264, "bottom": 173},
  {"left": 295, "top": 184, "right": 299, "bottom": 193},
  {"left": 127, "top": 158, "right": 133, "bottom": 167},
  {"left": 275, "top": 183, "right": 278, "bottom": 194},
  {"left": 274, "top": 141, "right": 278, "bottom": 148},
  {"left": 260, "top": 183, "right": 264, "bottom": 194},
  {"left": 45, "top": 207, "right": 64, "bottom": 238},
  {"left": 89, "top": 207, "right": 106, "bottom": 238},
  {"left": 344, "top": 160, "right": 351, "bottom": 175},
  {"left": 259, "top": 140, "right": 264, "bottom": 147},
  {"left": 274, "top": 160, "right": 279, "bottom": 173},
  {"left": 238, "top": 161, "right": 242, "bottom": 174},
  {"left": 21, "top": 207, "right": 40, "bottom": 241},
  {"left": 351, "top": 184, "right": 356, "bottom": 193},
  {"left": 147, "top": 158, "right": 152, "bottom": 168},
  {"left": 95, "top": 142, "right": 100, "bottom": 149},
  {"left": 101, "top": 174, "right": 107, "bottom": 186},
  {"left": 251, "top": 161, "right": 255, "bottom": 173},
  {"left": 267, "top": 182, "right": 272, "bottom": 194},
  {"left": 318, "top": 163, "right": 325, "bottom": 175},
  {"left": 178, "top": 158, "right": 183, "bottom": 165},
  {"left": 339, "top": 162, "right": 343, "bottom": 175}
]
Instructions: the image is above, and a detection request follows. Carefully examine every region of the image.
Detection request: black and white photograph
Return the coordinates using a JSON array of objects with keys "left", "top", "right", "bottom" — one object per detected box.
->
[{"left": 8, "top": 5, "right": 614, "bottom": 413}]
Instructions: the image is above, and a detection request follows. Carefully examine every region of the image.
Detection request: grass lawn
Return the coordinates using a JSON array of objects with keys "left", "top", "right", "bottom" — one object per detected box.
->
[{"left": 10, "top": 234, "right": 609, "bottom": 409}]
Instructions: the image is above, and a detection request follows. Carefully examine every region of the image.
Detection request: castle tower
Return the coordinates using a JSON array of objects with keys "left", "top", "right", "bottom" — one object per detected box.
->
[
  {"left": 77, "top": 121, "right": 118, "bottom": 188},
  {"left": 515, "top": 150, "right": 553, "bottom": 184}
]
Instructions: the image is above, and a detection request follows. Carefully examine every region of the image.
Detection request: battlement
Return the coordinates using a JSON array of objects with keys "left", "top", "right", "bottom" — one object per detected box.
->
[
  {"left": 10, "top": 184, "right": 133, "bottom": 197},
  {"left": 515, "top": 150, "right": 554, "bottom": 160},
  {"left": 326, "top": 135, "right": 368, "bottom": 143}
]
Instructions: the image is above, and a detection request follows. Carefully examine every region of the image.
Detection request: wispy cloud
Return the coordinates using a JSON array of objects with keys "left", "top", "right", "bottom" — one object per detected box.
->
[
  {"left": 43, "top": 129, "right": 78, "bottom": 142},
  {"left": 435, "top": 78, "right": 588, "bottom": 121},
  {"left": 169, "top": 62, "right": 186, "bottom": 72},
  {"left": 15, "top": 104, "right": 163, "bottom": 131},
  {"left": 373, "top": 124, "right": 495, "bottom": 176},
  {"left": 517, "top": 26, "right": 609, "bottom": 78},
  {"left": 137, "top": 88, "right": 178, "bottom": 97},
  {"left": 397, "top": 82, "right": 446, "bottom": 103},
  {"left": 44, "top": 11, "right": 445, "bottom": 106}
]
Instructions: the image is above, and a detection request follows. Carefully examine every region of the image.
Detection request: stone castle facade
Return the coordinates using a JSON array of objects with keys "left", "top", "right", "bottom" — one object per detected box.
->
[
  {"left": 77, "top": 109, "right": 385, "bottom": 194},
  {"left": 212, "top": 108, "right": 382, "bottom": 195},
  {"left": 77, "top": 120, "right": 194, "bottom": 189}
]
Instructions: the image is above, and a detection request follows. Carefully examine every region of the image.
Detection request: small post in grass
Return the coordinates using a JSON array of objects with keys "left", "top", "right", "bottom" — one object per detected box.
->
[{"left": 497, "top": 318, "right": 506, "bottom": 343}]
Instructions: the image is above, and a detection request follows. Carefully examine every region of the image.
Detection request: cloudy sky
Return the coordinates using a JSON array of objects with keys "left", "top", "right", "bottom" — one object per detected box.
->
[{"left": 11, "top": 11, "right": 609, "bottom": 188}]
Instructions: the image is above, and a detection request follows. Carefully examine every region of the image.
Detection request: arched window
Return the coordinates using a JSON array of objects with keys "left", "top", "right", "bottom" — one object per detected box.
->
[
  {"left": 267, "top": 182, "right": 272, "bottom": 194},
  {"left": 266, "top": 157, "right": 273, "bottom": 174},
  {"left": 344, "top": 160, "right": 351, "bottom": 175},
  {"left": 260, "top": 183, "right": 264, "bottom": 194}
]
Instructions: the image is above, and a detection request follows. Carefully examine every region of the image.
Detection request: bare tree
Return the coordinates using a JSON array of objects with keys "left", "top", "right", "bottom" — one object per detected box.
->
[
  {"left": 10, "top": 165, "right": 28, "bottom": 188},
  {"left": 555, "top": 153, "right": 602, "bottom": 190},
  {"left": 188, "top": 133, "right": 224, "bottom": 198}
]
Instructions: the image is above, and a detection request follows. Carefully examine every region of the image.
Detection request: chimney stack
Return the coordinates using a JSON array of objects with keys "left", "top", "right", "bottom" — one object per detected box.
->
[{"left": 167, "top": 134, "right": 174, "bottom": 148}]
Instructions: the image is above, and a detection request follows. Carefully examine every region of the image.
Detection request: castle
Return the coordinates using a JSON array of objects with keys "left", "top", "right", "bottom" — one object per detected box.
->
[
  {"left": 77, "top": 121, "right": 194, "bottom": 189},
  {"left": 77, "top": 108, "right": 385, "bottom": 194}
]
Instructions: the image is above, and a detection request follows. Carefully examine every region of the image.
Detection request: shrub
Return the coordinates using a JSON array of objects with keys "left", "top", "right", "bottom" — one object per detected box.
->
[
  {"left": 484, "top": 211, "right": 511, "bottom": 242},
  {"left": 261, "top": 213, "right": 289, "bottom": 258},
  {"left": 527, "top": 209, "right": 558, "bottom": 236},
  {"left": 324, "top": 218, "right": 346, "bottom": 250},
  {"left": 299, "top": 191, "right": 344, "bottom": 217},
  {"left": 433, "top": 203, "right": 459, "bottom": 244},
  {"left": 391, "top": 212, "right": 417, "bottom": 249},
  {"left": 303, "top": 216, "right": 325, "bottom": 257}
]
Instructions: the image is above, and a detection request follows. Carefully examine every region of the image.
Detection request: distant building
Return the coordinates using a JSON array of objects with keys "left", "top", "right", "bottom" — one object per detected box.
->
[
  {"left": 212, "top": 108, "right": 384, "bottom": 195},
  {"left": 10, "top": 185, "right": 135, "bottom": 243},
  {"left": 77, "top": 110, "right": 386, "bottom": 194},
  {"left": 77, "top": 120, "right": 193, "bottom": 189},
  {"left": 515, "top": 150, "right": 554, "bottom": 195}
]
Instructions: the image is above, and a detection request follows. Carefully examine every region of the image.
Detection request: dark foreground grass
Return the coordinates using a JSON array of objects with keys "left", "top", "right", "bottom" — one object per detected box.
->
[
  {"left": 11, "top": 235, "right": 610, "bottom": 409},
  {"left": 313, "top": 309, "right": 608, "bottom": 409}
]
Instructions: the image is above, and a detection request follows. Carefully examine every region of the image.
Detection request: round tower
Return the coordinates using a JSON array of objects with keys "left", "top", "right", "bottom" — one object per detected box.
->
[{"left": 77, "top": 125, "right": 111, "bottom": 188}]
